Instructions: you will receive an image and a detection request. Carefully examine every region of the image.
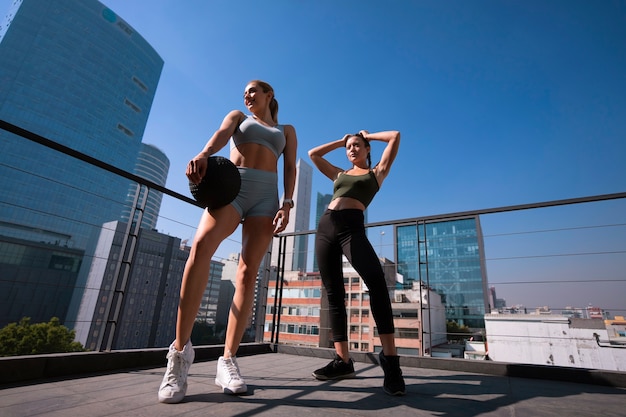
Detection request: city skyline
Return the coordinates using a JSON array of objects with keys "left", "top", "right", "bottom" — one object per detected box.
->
[{"left": 1, "top": 0, "right": 624, "bottom": 315}]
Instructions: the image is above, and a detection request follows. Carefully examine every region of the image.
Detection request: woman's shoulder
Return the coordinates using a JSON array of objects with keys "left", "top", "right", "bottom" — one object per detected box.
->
[
  {"left": 282, "top": 123, "right": 297, "bottom": 137},
  {"left": 225, "top": 109, "right": 246, "bottom": 119},
  {"left": 222, "top": 110, "right": 248, "bottom": 127}
]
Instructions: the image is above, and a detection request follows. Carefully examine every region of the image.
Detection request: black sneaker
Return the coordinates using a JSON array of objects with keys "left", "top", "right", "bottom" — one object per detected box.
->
[
  {"left": 312, "top": 355, "right": 356, "bottom": 380},
  {"left": 379, "top": 351, "right": 406, "bottom": 396}
]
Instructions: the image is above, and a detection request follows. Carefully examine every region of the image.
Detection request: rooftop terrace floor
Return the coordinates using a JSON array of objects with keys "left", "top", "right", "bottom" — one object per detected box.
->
[{"left": 1, "top": 350, "right": 625, "bottom": 417}]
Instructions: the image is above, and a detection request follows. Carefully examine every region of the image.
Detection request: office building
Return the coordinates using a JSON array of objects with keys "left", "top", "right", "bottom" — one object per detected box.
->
[
  {"left": 0, "top": 235, "right": 84, "bottom": 328},
  {"left": 75, "top": 221, "right": 187, "bottom": 350},
  {"left": 264, "top": 267, "right": 446, "bottom": 356},
  {"left": 312, "top": 193, "right": 332, "bottom": 272},
  {"left": 0, "top": 0, "right": 163, "bottom": 327},
  {"left": 270, "top": 158, "right": 313, "bottom": 271},
  {"left": 396, "top": 216, "right": 489, "bottom": 329},
  {"left": 121, "top": 143, "right": 170, "bottom": 231},
  {"left": 315, "top": 192, "right": 333, "bottom": 229},
  {"left": 196, "top": 261, "right": 223, "bottom": 325},
  {"left": 216, "top": 252, "right": 274, "bottom": 343}
]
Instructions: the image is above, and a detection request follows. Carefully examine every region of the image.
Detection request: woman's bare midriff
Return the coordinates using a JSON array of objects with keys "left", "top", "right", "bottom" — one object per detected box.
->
[
  {"left": 327, "top": 197, "right": 366, "bottom": 211},
  {"left": 230, "top": 143, "right": 278, "bottom": 172}
]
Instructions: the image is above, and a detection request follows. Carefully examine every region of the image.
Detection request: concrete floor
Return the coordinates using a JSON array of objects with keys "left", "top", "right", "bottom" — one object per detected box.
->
[{"left": 1, "top": 352, "right": 625, "bottom": 417}]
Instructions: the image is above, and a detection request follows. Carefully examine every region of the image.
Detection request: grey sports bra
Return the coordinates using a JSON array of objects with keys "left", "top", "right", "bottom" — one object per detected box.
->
[{"left": 231, "top": 115, "right": 286, "bottom": 158}]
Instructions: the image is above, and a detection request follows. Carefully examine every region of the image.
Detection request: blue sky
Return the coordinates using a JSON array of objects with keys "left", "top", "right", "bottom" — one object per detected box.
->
[
  {"left": 3, "top": 0, "right": 625, "bottom": 310},
  {"left": 74, "top": 0, "right": 624, "bottom": 218},
  {"left": 104, "top": 0, "right": 624, "bottom": 216}
]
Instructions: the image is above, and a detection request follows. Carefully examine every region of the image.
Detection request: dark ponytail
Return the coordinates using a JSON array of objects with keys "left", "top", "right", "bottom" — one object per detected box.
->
[
  {"left": 250, "top": 80, "right": 278, "bottom": 123},
  {"left": 269, "top": 97, "right": 279, "bottom": 124}
]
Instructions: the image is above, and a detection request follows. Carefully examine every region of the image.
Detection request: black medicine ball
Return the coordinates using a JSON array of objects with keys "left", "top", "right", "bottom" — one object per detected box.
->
[{"left": 189, "top": 156, "right": 241, "bottom": 209}]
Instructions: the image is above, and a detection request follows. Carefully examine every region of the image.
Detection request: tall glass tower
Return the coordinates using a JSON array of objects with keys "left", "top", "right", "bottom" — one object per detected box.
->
[
  {"left": 121, "top": 143, "right": 170, "bottom": 231},
  {"left": 396, "top": 216, "right": 489, "bottom": 329},
  {"left": 270, "top": 158, "right": 313, "bottom": 271},
  {"left": 0, "top": 0, "right": 163, "bottom": 326}
]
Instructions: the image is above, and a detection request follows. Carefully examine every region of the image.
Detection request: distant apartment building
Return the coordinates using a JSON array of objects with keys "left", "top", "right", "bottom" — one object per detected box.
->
[
  {"left": 75, "top": 221, "right": 189, "bottom": 350},
  {"left": 218, "top": 251, "right": 275, "bottom": 343},
  {"left": 587, "top": 305, "right": 608, "bottom": 320},
  {"left": 264, "top": 270, "right": 322, "bottom": 347},
  {"left": 396, "top": 216, "right": 489, "bottom": 329},
  {"left": 605, "top": 316, "right": 626, "bottom": 341},
  {"left": 196, "top": 260, "right": 223, "bottom": 325},
  {"left": 216, "top": 254, "right": 239, "bottom": 329},
  {"left": 489, "top": 285, "right": 507, "bottom": 310},
  {"left": 484, "top": 313, "right": 626, "bottom": 371},
  {"left": 392, "top": 281, "right": 447, "bottom": 355},
  {"left": 264, "top": 260, "right": 446, "bottom": 356}
]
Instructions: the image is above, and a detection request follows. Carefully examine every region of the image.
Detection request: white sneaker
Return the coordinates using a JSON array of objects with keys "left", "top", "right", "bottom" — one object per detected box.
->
[
  {"left": 215, "top": 356, "right": 247, "bottom": 394},
  {"left": 158, "top": 340, "right": 195, "bottom": 403}
]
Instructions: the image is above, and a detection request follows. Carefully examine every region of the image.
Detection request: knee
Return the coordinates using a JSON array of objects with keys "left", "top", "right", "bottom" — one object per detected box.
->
[
  {"left": 189, "top": 235, "right": 214, "bottom": 259},
  {"left": 234, "top": 264, "right": 259, "bottom": 287}
]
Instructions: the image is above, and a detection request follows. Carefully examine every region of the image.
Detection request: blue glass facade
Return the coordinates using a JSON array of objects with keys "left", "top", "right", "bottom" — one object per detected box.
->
[
  {"left": 0, "top": 0, "right": 163, "bottom": 326},
  {"left": 313, "top": 193, "right": 332, "bottom": 272},
  {"left": 122, "top": 143, "right": 170, "bottom": 230},
  {"left": 396, "top": 216, "right": 489, "bottom": 329}
]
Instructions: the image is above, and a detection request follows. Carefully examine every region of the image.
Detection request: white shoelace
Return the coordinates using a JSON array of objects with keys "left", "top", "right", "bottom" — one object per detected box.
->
[
  {"left": 165, "top": 351, "right": 187, "bottom": 385},
  {"left": 222, "top": 358, "right": 242, "bottom": 381}
]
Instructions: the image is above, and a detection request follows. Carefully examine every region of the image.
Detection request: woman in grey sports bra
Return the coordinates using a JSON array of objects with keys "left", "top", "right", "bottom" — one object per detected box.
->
[{"left": 158, "top": 80, "right": 298, "bottom": 403}]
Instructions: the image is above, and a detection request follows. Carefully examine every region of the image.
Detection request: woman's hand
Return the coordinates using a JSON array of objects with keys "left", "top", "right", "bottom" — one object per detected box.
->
[
  {"left": 186, "top": 154, "right": 208, "bottom": 184},
  {"left": 272, "top": 207, "right": 290, "bottom": 235}
]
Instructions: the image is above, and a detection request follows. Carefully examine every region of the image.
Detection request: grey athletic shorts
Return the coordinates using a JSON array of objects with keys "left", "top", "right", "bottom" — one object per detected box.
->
[{"left": 230, "top": 167, "right": 279, "bottom": 219}]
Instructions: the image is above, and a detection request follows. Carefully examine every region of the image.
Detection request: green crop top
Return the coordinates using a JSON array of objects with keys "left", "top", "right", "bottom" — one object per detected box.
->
[{"left": 331, "top": 170, "right": 380, "bottom": 208}]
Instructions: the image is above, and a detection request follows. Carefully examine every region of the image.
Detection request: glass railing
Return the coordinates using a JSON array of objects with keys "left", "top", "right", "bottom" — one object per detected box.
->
[
  {"left": 266, "top": 196, "right": 626, "bottom": 373},
  {"left": 2, "top": 119, "right": 625, "bottom": 372}
]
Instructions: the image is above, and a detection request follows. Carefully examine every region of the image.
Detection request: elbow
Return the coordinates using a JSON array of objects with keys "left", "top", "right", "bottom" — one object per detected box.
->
[{"left": 390, "top": 131, "right": 401, "bottom": 145}]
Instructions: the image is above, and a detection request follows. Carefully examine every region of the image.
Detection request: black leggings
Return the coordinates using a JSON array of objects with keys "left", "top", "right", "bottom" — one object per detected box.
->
[{"left": 315, "top": 209, "right": 394, "bottom": 342}]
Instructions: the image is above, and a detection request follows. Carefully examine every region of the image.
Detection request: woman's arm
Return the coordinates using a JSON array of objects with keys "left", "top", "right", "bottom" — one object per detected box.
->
[
  {"left": 363, "top": 130, "right": 400, "bottom": 185},
  {"left": 308, "top": 136, "right": 348, "bottom": 181},
  {"left": 187, "top": 110, "right": 244, "bottom": 183},
  {"left": 281, "top": 124, "right": 298, "bottom": 205},
  {"left": 273, "top": 124, "right": 298, "bottom": 234}
]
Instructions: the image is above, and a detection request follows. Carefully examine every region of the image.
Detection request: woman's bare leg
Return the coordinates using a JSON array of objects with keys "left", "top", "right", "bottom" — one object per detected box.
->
[
  {"left": 174, "top": 206, "right": 240, "bottom": 351},
  {"left": 334, "top": 341, "right": 350, "bottom": 362},
  {"left": 223, "top": 215, "right": 275, "bottom": 357},
  {"left": 379, "top": 334, "right": 398, "bottom": 356}
]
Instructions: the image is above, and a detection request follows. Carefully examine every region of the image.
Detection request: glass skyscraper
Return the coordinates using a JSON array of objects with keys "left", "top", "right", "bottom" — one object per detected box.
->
[
  {"left": 396, "top": 216, "right": 489, "bottom": 329},
  {"left": 270, "top": 158, "right": 313, "bottom": 272},
  {"left": 121, "top": 143, "right": 170, "bottom": 231},
  {"left": 0, "top": 0, "right": 163, "bottom": 326}
]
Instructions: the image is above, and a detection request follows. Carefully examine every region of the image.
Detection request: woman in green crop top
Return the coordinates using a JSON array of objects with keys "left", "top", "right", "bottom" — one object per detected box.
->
[{"left": 308, "top": 130, "right": 405, "bottom": 396}]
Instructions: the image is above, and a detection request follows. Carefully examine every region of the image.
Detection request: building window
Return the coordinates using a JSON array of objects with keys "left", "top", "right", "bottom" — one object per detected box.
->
[
  {"left": 132, "top": 76, "right": 148, "bottom": 92},
  {"left": 124, "top": 98, "right": 141, "bottom": 113},
  {"left": 117, "top": 123, "right": 134, "bottom": 137}
]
